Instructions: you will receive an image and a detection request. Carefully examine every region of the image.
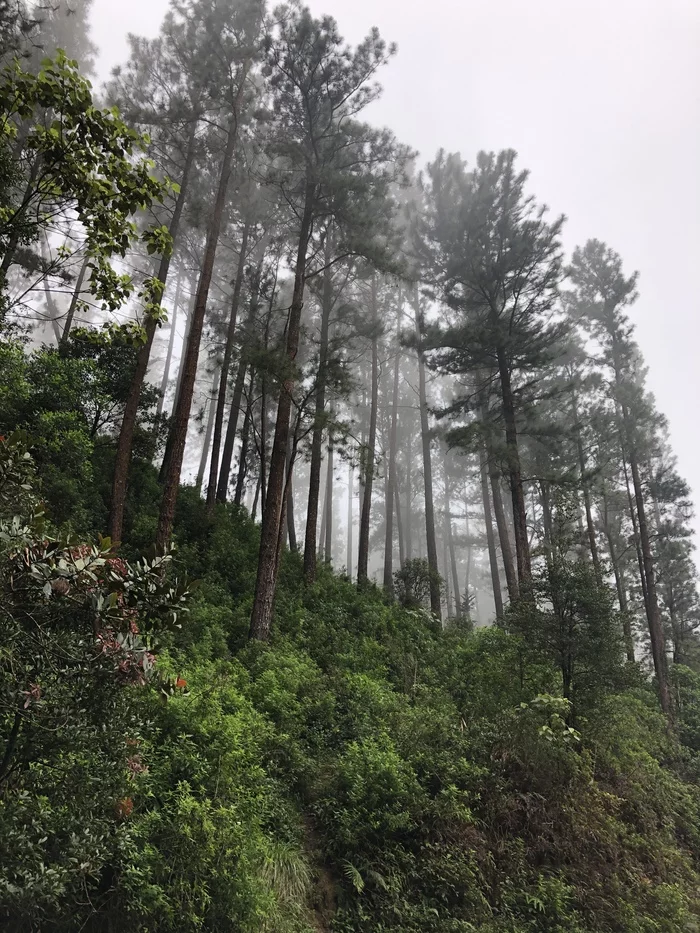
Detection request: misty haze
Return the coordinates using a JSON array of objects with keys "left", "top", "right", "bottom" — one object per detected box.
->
[{"left": 1, "top": 1, "right": 699, "bottom": 931}]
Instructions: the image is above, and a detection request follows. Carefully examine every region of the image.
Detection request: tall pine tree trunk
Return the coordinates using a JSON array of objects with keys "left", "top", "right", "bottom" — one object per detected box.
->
[
  {"left": 286, "top": 424, "right": 298, "bottom": 551},
  {"left": 480, "top": 445, "right": 504, "bottom": 619},
  {"left": 206, "top": 219, "right": 251, "bottom": 507},
  {"left": 444, "top": 465, "right": 461, "bottom": 616},
  {"left": 195, "top": 369, "right": 220, "bottom": 490},
  {"left": 347, "top": 461, "right": 354, "bottom": 576},
  {"left": 323, "top": 440, "right": 334, "bottom": 562},
  {"left": 394, "top": 465, "right": 405, "bottom": 569},
  {"left": 303, "top": 232, "right": 333, "bottom": 582},
  {"left": 109, "top": 119, "right": 198, "bottom": 546},
  {"left": 383, "top": 291, "right": 401, "bottom": 592},
  {"left": 496, "top": 345, "right": 531, "bottom": 585},
  {"left": 249, "top": 178, "right": 316, "bottom": 640},
  {"left": 611, "top": 332, "right": 670, "bottom": 716},
  {"left": 234, "top": 369, "right": 255, "bottom": 506},
  {"left": 358, "top": 278, "right": 380, "bottom": 586},
  {"left": 217, "top": 265, "right": 262, "bottom": 500},
  {"left": 157, "top": 94, "right": 246, "bottom": 551},
  {"left": 414, "top": 292, "right": 441, "bottom": 619},
  {"left": 572, "top": 390, "right": 601, "bottom": 577}
]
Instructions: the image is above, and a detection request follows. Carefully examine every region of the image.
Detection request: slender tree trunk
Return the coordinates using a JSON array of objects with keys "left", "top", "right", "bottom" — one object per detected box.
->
[
  {"left": 495, "top": 346, "right": 531, "bottom": 585},
  {"left": 109, "top": 119, "right": 198, "bottom": 545},
  {"left": 346, "top": 462, "right": 354, "bottom": 575},
  {"left": 445, "top": 466, "right": 461, "bottom": 616},
  {"left": 443, "top": 527, "right": 451, "bottom": 618},
  {"left": 358, "top": 278, "right": 380, "bottom": 586},
  {"left": 234, "top": 369, "right": 255, "bottom": 506},
  {"left": 394, "top": 465, "right": 405, "bottom": 569},
  {"left": 323, "top": 439, "right": 334, "bottom": 562},
  {"left": 303, "top": 232, "right": 333, "bottom": 582},
  {"left": 630, "top": 448, "right": 671, "bottom": 715},
  {"left": 217, "top": 266, "right": 262, "bottom": 500},
  {"left": 195, "top": 369, "right": 220, "bottom": 490},
  {"left": 60, "top": 253, "right": 90, "bottom": 346},
  {"left": 206, "top": 219, "right": 251, "bottom": 507},
  {"left": 249, "top": 177, "right": 316, "bottom": 641},
  {"left": 414, "top": 293, "right": 441, "bottom": 619},
  {"left": 610, "top": 331, "right": 671, "bottom": 716},
  {"left": 405, "top": 429, "right": 413, "bottom": 561},
  {"left": 383, "top": 292, "right": 401, "bottom": 592},
  {"left": 252, "top": 470, "right": 261, "bottom": 521},
  {"left": 605, "top": 525, "right": 635, "bottom": 663},
  {"left": 286, "top": 423, "right": 297, "bottom": 551},
  {"left": 40, "top": 237, "right": 63, "bottom": 342},
  {"left": 157, "top": 94, "right": 246, "bottom": 552},
  {"left": 480, "top": 445, "right": 504, "bottom": 619},
  {"left": 572, "top": 390, "right": 601, "bottom": 577},
  {"left": 157, "top": 266, "right": 183, "bottom": 419}
]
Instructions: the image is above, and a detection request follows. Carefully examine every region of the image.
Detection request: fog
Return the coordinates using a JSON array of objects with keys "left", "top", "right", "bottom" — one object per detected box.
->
[{"left": 90, "top": 0, "right": 700, "bottom": 547}]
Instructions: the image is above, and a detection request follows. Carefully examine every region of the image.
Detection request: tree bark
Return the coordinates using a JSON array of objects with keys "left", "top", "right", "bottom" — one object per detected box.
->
[
  {"left": 206, "top": 218, "right": 251, "bottom": 507},
  {"left": 487, "top": 441, "right": 518, "bottom": 603},
  {"left": 358, "top": 277, "right": 380, "bottom": 586},
  {"left": 249, "top": 177, "right": 316, "bottom": 641},
  {"left": 414, "top": 292, "right": 441, "bottom": 619},
  {"left": 393, "top": 464, "right": 405, "bottom": 569},
  {"left": 109, "top": 118, "right": 198, "bottom": 546},
  {"left": 157, "top": 92, "right": 246, "bottom": 552}
]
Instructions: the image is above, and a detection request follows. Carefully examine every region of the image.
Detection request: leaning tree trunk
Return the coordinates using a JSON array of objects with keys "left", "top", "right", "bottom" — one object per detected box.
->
[
  {"left": 414, "top": 292, "right": 441, "bottom": 620},
  {"left": 108, "top": 118, "right": 198, "bottom": 546},
  {"left": 157, "top": 94, "right": 246, "bottom": 552},
  {"left": 357, "top": 278, "right": 380, "bottom": 586},
  {"left": 156, "top": 266, "right": 183, "bottom": 419},
  {"left": 383, "top": 290, "right": 401, "bottom": 593},
  {"left": 60, "top": 253, "right": 90, "bottom": 347},
  {"left": 206, "top": 218, "right": 251, "bottom": 507},
  {"left": 249, "top": 178, "right": 316, "bottom": 641},
  {"left": 495, "top": 345, "right": 531, "bottom": 586}
]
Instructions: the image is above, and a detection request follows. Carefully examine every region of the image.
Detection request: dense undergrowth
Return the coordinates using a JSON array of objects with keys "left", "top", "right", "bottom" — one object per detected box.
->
[{"left": 2, "top": 426, "right": 700, "bottom": 932}]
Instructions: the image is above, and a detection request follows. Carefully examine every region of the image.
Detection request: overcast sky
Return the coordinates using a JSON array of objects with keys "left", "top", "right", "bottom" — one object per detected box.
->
[{"left": 90, "top": 0, "right": 700, "bottom": 535}]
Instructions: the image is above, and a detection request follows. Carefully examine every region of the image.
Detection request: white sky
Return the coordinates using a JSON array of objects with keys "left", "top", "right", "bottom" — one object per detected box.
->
[{"left": 90, "top": 0, "right": 700, "bottom": 537}]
